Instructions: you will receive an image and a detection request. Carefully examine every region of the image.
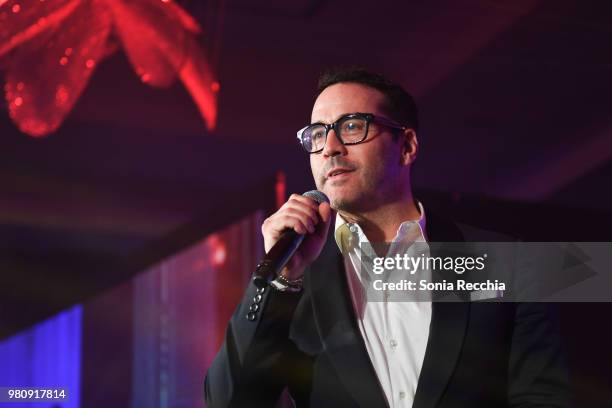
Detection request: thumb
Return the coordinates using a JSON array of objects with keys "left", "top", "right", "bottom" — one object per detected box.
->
[
  {"left": 314, "top": 202, "right": 334, "bottom": 237},
  {"left": 319, "top": 201, "right": 333, "bottom": 223}
]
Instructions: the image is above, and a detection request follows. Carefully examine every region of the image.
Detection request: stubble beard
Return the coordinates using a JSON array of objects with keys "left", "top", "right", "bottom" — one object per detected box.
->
[
  {"left": 313, "top": 156, "right": 397, "bottom": 214},
  {"left": 322, "top": 171, "right": 383, "bottom": 214}
]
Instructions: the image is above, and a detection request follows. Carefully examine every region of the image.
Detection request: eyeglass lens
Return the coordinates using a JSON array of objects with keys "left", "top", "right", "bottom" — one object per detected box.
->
[{"left": 302, "top": 116, "right": 368, "bottom": 152}]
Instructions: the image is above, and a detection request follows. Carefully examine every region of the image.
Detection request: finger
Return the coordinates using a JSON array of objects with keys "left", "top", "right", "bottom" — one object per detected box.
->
[
  {"left": 318, "top": 201, "right": 333, "bottom": 223},
  {"left": 313, "top": 209, "right": 333, "bottom": 240},
  {"left": 263, "top": 212, "right": 309, "bottom": 237},
  {"left": 282, "top": 206, "right": 318, "bottom": 232},
  {"left": 312, "top": 203, "right": 334, "bottom": 238},
  {"left": 273, "top": 213, "right": 311, "bottom": 235},
  {"left": 287, "top": 194, "right": 321, "bottom": 212},
  {"left": 283, "top": 197, "right": 320, "bottom": 220}
]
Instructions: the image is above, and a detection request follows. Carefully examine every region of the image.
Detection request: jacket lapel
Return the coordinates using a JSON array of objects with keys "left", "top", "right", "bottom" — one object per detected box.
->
[
  {"left": 308, "top": 229, "right": 389, "bottom": 407},
  {"left": 412, "top": 302, "right": 469, "bottom": 408},
  {"left": 307, "top": 210, "right": 471, "bottom": 408},
  {"left": 412, "top": 211, "right": 470, "bottom": 408}
]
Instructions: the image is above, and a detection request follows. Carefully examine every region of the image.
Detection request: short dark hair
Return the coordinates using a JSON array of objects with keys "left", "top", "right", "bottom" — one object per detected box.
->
[{"left": 316, "top": 67, "right": 419, "bottom": 132}]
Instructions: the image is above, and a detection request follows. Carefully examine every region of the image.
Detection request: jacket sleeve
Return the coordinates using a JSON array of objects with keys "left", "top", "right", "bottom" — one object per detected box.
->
[
  {"left": 204, "top": 278, "right": 306, "bottom": 408},
  {"left": 507, "top": 302, "right": 572, "bottom": 407}
]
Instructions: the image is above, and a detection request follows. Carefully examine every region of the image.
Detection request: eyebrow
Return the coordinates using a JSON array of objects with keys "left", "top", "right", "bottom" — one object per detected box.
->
[{"left": 309, "top": 112, "right": 360, "bottom": 126}]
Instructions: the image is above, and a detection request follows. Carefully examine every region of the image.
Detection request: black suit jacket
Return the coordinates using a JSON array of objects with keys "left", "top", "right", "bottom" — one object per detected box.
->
[{"left": 205, "top": 212, "right": 571, "bottom": 407}]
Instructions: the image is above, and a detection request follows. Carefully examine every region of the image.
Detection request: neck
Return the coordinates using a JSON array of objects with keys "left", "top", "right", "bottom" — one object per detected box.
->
[{"left": 338, "top": 191, "right": 420, "bottom": 243}]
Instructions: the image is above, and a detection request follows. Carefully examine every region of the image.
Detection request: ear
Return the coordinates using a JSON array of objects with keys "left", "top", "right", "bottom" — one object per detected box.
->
[{"left": 400, "top": 128, "right": 418, "bottom": 166}]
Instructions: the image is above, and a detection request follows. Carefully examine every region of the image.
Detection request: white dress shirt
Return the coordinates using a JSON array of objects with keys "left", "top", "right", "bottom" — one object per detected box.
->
[{"left": 334, "top": 202, "right": 431, "bottom": 408}]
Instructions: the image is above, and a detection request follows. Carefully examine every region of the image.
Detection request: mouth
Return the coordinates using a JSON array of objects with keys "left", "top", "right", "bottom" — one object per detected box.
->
[{"left": 326, "top": 167, "right": 354, "bottom": 180}]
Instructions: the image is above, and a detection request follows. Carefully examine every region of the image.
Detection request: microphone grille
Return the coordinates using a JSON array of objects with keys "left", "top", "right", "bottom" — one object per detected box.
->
[{"left": 303, "top": 190, "right": 329, "bottom": 204}]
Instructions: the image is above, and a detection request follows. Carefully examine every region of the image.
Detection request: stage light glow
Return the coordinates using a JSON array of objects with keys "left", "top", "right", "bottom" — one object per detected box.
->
[{"left": 0, "top": 0, "right": 219, "bottom": 137}]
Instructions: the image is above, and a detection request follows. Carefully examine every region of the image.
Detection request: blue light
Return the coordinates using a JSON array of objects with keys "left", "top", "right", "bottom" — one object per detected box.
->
[{"left": 0, "top": 305, "right": 82, "bottom": 408}]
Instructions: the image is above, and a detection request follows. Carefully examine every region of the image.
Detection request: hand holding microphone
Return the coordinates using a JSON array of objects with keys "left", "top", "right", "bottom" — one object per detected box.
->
[{"left": 254, "top": 190, "right": 333, "bottom": 288}]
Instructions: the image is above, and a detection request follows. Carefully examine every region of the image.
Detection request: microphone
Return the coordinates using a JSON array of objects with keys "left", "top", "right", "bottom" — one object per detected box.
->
[{"left": 253, "top": 190, "right": 329, "bottom": 288}]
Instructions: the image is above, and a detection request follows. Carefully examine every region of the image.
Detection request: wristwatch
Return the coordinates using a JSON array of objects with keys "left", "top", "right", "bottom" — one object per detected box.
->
[{"left": 270, "top": 273, "right": 303, "bottom": 293}]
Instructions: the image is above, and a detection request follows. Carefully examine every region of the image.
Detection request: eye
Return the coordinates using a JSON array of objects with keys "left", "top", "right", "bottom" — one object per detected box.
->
[
  {"left": 305, "top": 125, "right": 327, "bottom": 150},
  {"left": 342, "top": 119, "right": 365, "bottom": 133},
  {"left": 311, "top": 128, "right": 325, "bottom": 141}
]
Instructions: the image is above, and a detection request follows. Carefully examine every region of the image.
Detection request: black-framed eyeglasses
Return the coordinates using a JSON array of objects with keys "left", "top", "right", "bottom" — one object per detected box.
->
[{"left": 296, "top": 112, "right": 407, "bottom": 153}]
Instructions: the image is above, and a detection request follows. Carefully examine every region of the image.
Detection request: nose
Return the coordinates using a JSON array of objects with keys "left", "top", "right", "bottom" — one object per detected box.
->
[{"left": 322, "top": 128, "right": 347, "bottom": 157}]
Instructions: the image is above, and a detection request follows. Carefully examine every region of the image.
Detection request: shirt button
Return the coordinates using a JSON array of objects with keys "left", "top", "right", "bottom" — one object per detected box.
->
[
  {"left": 349, "top": 225, "right": 357, "bottom": 233},
  {"left": 399, "top": 391, "right": 406, "bottom": 399},
  {"left": 390, "top": 339, "right": 398, "bottom": 348}
]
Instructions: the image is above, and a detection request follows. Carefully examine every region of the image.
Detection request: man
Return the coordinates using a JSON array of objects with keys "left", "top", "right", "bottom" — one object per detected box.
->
[{"left": 205, "top": 68, "right": 570, "bottom": 407}]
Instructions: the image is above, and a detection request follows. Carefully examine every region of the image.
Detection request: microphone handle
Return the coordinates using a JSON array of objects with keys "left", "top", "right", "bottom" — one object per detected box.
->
[{"left": 253, "top": 229, "right": 305, "bottom": 288}]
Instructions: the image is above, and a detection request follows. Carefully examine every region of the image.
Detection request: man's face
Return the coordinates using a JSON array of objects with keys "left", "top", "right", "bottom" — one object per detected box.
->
[{"left": 310, "top": 83, "right": 407, "bottom": 213}]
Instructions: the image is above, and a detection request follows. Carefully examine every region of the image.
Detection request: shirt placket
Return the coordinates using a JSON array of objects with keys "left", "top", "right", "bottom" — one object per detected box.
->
[{"left": 385, "top": 244, "right": 409, "bottom": 407}]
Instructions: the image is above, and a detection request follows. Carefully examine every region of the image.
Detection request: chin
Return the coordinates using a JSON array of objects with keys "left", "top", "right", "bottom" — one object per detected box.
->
[
  {"left": 328, "top": 192, "right": 360, "bottom": 212},
  {"left": 322, "top": 182, "right": 365, "bottom": 211}
]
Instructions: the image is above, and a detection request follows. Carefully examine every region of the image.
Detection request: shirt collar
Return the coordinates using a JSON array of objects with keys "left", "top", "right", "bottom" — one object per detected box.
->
[{"left": 334, "top": 201, "right": 427, "bottom": 252}]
